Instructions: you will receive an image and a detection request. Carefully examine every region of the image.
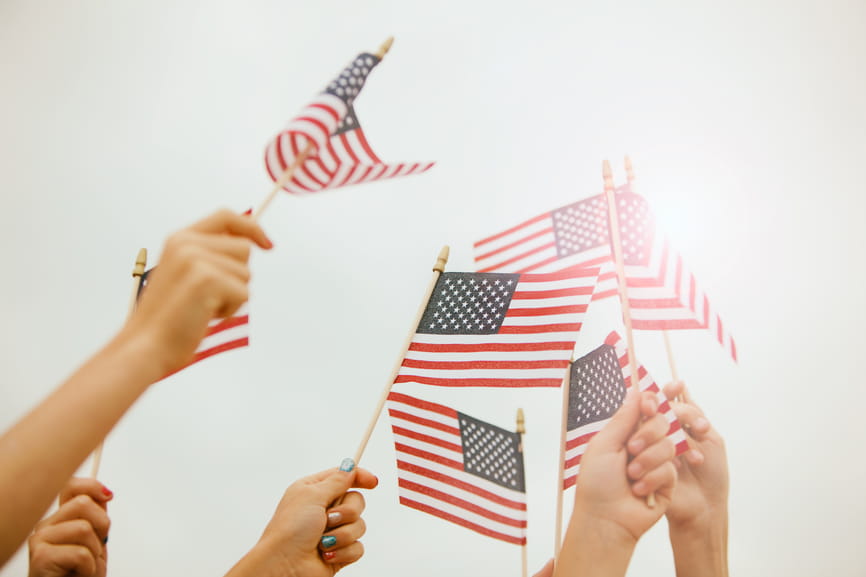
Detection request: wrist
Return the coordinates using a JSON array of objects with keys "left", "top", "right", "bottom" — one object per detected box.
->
[
  {"left": 668, "top": 509, "right": 728, "bottom": 577},
  {"left": 556, "top": 507, "right": 637, "bottom": 577}
]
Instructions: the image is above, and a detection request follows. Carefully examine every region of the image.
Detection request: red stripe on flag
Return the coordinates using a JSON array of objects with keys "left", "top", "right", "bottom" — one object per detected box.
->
[
  {"left": 476, "top": 242, "right": 556, "bottom": 273},
  {"left": 474, "top": 212, "right": 552, "bottom": 248},
  {"left": 392, "top": 426, "right": 462, "bottom": 453},
  {"left": 394, "top": 375, "right": 562, "bottom": 387},
  {"left": 401, "top": 358, "right": 569, "bottom": 371},
  {"left": 498, "top": 323, "right": 582, "bottom": 334},
  {"left": 475, "top": 227, "right": 554, "bottom": 262},
  {"left": 388, "top": 409, "right": 461, "bottom": 437},
  {"left": 398, "top": 497, "right": 525, "bottom": 545},
  {"left": 394, "top": 443, "right": 463, "bottom": 470},
  {"left": 387, "top": 392, "right": 459, "bottom": 419},
  {"left": 407, "top": 341, "right": 575, "bottom": 353},
  {"left": 398, "top": 479, "right": 526, "bottom": 528},
  {"left": 397, "top": 460, "right": 527, "bottom": 510}
]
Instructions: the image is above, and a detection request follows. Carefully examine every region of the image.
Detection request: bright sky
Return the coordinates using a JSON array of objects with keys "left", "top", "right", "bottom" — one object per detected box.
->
[{"left": 1, "top": 1, "right": 865, "bottom": 576}]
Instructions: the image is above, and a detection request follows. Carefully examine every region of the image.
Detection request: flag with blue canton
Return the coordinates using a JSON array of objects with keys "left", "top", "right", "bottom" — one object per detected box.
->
[
  {"left": 265, "top": 46, "right": 433, "bottom": 195},
  {"left": 387, "top": 391, "right": 527, "bottom": 544},
  {"left": 395, "top": 266, "right": 599, "bottom": 387},
  {"left": 562, "top": 331, "right": 689, "bottom": 489}
]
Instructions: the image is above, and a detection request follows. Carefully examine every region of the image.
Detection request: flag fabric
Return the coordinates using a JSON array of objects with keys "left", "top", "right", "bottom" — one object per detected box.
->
[
  {"left": 264, "top": 51, "right": 433, "bottom": 194},
  {"left": 611, "top": 190, "right": 737, "bottom": 360},
  {"left": 138, "top": 269, "right": 249, "bottom": 369},
  {"left": 472, "top": 187, "right": 629, "bottom": 301},
  {"left": 394, "top": 266, "right": 600, "bottom": 388},
  {"left": 474, "top": 185, "right": 737, "bottom": 361},
  {"left": 386, "top": 391, "right": 527, "bottom": 545},
  {"left": 562, "top": 330, "right": 689, "bottom": 490}
]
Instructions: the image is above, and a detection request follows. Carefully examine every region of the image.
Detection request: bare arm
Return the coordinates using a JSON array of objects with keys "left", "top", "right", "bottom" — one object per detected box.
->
[{"left": 0, "top": 209, "right": 272, "bottom": 566}]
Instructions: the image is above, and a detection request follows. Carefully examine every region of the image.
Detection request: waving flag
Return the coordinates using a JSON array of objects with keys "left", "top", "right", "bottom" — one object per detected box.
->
[
  {"left": 475, "top": 185, "right": 736, "bottom": 361},
  {"left": 265, "top": 51, "right": 433, "bottom": 194},
  {"left": 387, "top": 391, "right": 527, "bottom": 545},
  {"left": 611, "top": 189, "right": 737, "bottom": 360},
  {"left": 473, "top": 187, "right": 628, "bottom": 301},
  {"left": 562, "top": 331, "right": 689, "bottom": 489},
  {"left": 138, "top": 269, "right": 249, "bottom": 370},
  {"left": 395, "top": 266, "right": 599, "bottom": 388}
]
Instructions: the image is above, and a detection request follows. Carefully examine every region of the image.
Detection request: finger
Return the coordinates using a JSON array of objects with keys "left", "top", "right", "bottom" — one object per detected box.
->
[
  {"left": 639, "top": 390, "right": 659, "bottom": 419},
  {"left": 42, "top": 495, "right": 111, "bottom": 542},
  {"left": 351, "top": 468, "right": 379, "bottom": 490},
  {"left": 670, "top": 403, "right": 712, "bottom": 441},
  {"left": 320, "top": 517, "right": 366, "bottom": 552},
  {"left": 321, "top": 540, "right": 364, "bottom": 566},
  {"left": 188, "top": 208, "right": 273, "bottom": 249},
  {"left": 29, "top": 543, "right": 97, "bottom": 577},
  {"left": 36, "top": 519, "right": 105, "bottom": 562},
  {"left": 59, "top": 478, "right": 113, "bottom": 508},
  {"left": 592, "top": 387, "right": 641, "bottom": 450},
  {"left": 182, "top": 231, "right": 254, "bottom": 265},
  {"left": 626, "top": 412, "right": 669, "bottom": 456},
  {"left": 311, "top": 459, "right": 360, "bottom": 506},
  {"left": 627, "top": 437, "right": 676, "bottom": 481},
  {"left": 326, "top": 491, "right": 366, "bottom": 527},
  {"left": 662, "top": 380, "right": 684, "bottom": 401},
  {"left": 632, "top": 461, "right": 678, "bottom": 498}
]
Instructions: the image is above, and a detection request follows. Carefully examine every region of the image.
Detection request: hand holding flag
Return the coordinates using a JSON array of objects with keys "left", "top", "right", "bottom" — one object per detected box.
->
[{"left": 128, "top": 209, "right": 272, "bottom": 376}]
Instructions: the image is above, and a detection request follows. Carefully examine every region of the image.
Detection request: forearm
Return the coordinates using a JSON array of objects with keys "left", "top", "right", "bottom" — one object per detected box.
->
[
  {"left": 0, "top": 326, "right": 168, "bottom": 564},
  {"left": 668, "top": 510, "right": 728, "bottom": 577},
  {"left": 555, "top": 515, "right": 636, "bottom": 577}
]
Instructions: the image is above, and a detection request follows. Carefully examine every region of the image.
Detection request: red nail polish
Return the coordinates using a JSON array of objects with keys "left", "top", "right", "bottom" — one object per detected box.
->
[
  {"left": 101, "top": 486, "right": 114, "bottom": 499},
  {"left": 322, "top": 551, "right": 337, "bottom": 561}
]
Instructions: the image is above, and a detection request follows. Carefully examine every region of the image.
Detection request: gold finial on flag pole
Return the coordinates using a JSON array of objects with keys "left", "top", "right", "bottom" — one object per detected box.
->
[
  {"left": 624, "top": 155, "right": 635, "bottom": 187},
  {"left": 434, "top": 245, "right": 449, "bottom": 273},
  {"left": 375, "top": 36, "right": 395, "bottom": 59}
]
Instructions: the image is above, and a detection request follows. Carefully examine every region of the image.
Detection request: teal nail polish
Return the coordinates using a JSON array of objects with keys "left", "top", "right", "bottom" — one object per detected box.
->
[
  {"left": 321, "top": 535, "right": 337, "bottom": 548},
  {"left": 339, "top": 458, "right": 355, "bottom": 472}
]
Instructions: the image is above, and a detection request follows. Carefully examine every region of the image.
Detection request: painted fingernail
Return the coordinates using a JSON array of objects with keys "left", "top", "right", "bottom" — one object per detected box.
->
[
  {"left": 339, "top": 458, "right": 355, "bottom": 473},
  {"left": 102, "top": 536, "right": 109, "bottom": 545},
  {"left": 327, "top": 511, "right": 343, "bottom": 526},
  {"left": 101, "top": 486, "right": 113, "bottom": 499},
  {"left": 321, "top": 535, "right": 337, "bottom": 548},
  {"left": 322, "top": 550, "right": 337, "bottom": 561}
]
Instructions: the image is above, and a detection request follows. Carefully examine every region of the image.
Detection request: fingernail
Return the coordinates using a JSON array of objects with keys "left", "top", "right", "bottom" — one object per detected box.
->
[
  {"left": 322, "top": 550, "right": 337, "bottom": 561},
  {"left": 101, "top": 486, "right": 113, "bottom": 499},
  {"left": 339, "top": 458, "right": 355, "bottom": 473},
  {"left": 627, "top": 461, "right": 643, "bottom": 478},
  {"left": 694, "top": 417, "right": 709, "bottom": 431},
  {"left": 102, "top": 536, "right": 109, "bottom": 545},
  {"left": 633, "top": 481, "right": 647, "bottom": 495},
  {"left": 327, "top": 511, "right": 342, "bottom": 525},
  {"left": 628, "top": 438, "right": 645, "bottom": 454},
  {"left": 321, "top": 535, "right": 337, "bottom": 548}
]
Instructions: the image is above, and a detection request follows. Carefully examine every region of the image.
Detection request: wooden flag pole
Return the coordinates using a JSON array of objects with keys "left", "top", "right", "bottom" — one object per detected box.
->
[
  {"left": 625, "top": 157, "right": 683, "bottom": 393},
  {"left": 351, "top": 245, "right": 449, "bottom": 465},
  {"left": 603, "top": 160, "right": 655, "bottom": 508},
  {"left": 89, "top": 248, "right": 148, "bottom": 478},
  {"left": 252, "top": 36, "right": 395, "bottom": 222},
  {"left": 516, "top": 408, "right": 528, "bottom": 577},
  {"left": 553, "top": 361, "right": 573, "bottom": 559}
]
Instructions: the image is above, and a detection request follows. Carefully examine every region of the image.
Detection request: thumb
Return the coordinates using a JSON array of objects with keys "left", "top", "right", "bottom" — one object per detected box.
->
[
  {"left": 592, "top": 387, "right": 642, "bottom": 450},
  {"left": 315, "top": 458, "right": 358, "bottom": 503}
]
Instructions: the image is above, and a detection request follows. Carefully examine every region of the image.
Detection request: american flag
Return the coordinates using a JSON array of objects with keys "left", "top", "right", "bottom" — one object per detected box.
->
[
  {"left": 472, "top": 187, "right": 629, "bottom": 301},
  {"left": 386, "top": 391, "right": 527, "bottom": 545},
  {"left": 264, "top": 52, "right": 433, "bottom": 194},
  {"left": 563, "top": 331, "right": 689, "bottom": 490},
  {"left": 474, "top": 186, "right": 737, "bottom": 361},
  {"left": 612, "top": 190, "right": 737, "bottom": 361},
  {"left": 138, "top": 269, "right": 249, "bottom": 370},
  {"left": 394, "top": 266, "right": 599, "bottom": 388}
]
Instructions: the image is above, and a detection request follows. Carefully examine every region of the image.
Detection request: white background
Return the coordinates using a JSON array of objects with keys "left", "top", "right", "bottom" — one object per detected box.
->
[{"left": 1, "top": 1, "right": 865, "bottom": 576}]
